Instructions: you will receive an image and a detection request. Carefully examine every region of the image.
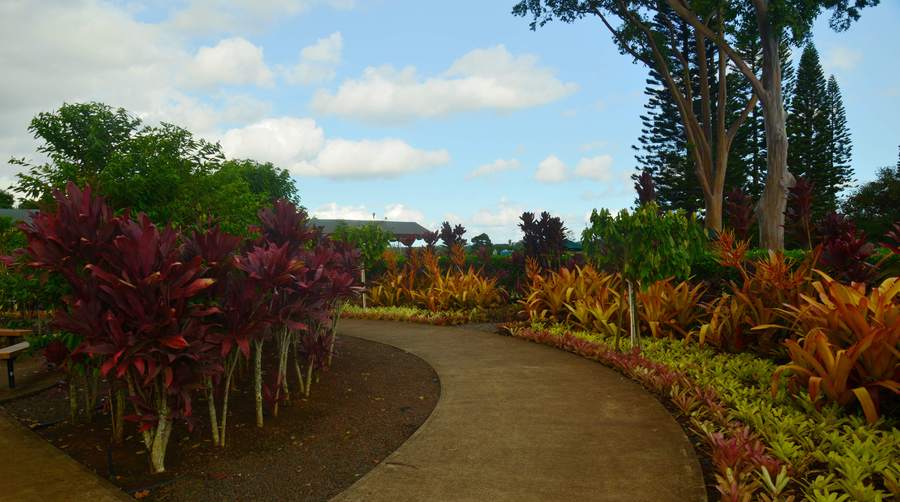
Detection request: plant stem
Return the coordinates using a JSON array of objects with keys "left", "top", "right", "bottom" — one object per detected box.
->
[
  {"left": 206, "top": 376, "right": 219, "bottom": 446},
  {"left": 254, "top": 339, "right": 264, "bottom": 428}
]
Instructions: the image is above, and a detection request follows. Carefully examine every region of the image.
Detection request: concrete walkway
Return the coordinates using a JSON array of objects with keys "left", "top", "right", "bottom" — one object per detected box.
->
[
  {"left": 334, "top": 320, "right": 706, "bottom": 502},
  {"left": 0, "top": 409, "right": 131, "bottom": 502}
]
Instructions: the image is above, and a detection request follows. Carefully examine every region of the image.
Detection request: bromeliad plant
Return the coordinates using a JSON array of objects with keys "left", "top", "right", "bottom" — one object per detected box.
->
[{"left": 772, "top": 273, "right": 900, "bottom": 423}]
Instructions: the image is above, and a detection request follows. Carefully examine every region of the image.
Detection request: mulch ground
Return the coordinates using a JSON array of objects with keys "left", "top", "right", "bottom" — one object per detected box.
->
[{"left": 1, "top": 335, "right": 440, "bottom": 501}]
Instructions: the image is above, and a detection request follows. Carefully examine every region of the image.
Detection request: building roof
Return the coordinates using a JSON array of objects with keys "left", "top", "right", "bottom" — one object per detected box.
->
[
  {"left": 0, "top": 209, "right": 36, "bottom": 222},
  {"left": 310, "top": 219, "right": 431, "bottom": 240}
]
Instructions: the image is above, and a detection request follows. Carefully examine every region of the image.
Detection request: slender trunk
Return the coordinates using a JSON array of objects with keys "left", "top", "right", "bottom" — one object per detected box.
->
[
  {"left": 111, "top": 386, "right": 125, "bottom": 445},
  {"left": 274, "top": 327, "right": 291, "bottom": 417},
  {"left": 253, "top": 340, "right": 264, "bottom": 428},
  {"left": 148, "top": 392, "right": 172, "bottom": 474},
  {"left": 217, "top": 354, "right": 238, "bottom": 447},
  {"left": 68, "top": 378, "right": 78, "bottom": 422},
  {"left": 627, "top": 280, "right": 640, "bottom": 349},
  {"left": 755, "top": 3, "right": 794, "bottom": 250},
  {"left": 292, "top": 335, "right": 306, "bottom": 397},
  {"left": 304, "top": 357, "right": 315, "bottom": 398},
  {"left": 361, "top": 268, "right": 367, "bottom": 309},
  {"left": 206, "top": 377, "right": 219, "bottom": 446}
]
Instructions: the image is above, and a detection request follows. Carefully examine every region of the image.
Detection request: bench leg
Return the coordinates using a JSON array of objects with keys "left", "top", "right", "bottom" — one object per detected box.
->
[{"left": 6, "top": 358, "right": 13, "bottom": 389}]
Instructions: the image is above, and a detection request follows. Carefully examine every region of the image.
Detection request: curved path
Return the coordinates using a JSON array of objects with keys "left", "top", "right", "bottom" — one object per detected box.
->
[{"left": 333, "top": 320, "right": 706, "bottom": 502}]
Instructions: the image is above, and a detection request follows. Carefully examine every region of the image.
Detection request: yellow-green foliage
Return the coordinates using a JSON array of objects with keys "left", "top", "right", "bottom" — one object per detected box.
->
[
  {"left": 526, "top": 323, "right": 899, "bottom": 502},
  {"left": 368, "top": 248, "right": 507, "bottom": 312}
]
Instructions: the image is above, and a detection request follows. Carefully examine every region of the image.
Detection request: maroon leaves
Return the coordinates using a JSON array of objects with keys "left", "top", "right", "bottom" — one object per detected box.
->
[
  {"left": 725, "top": 188, "right": 756, "bottom": 242},
  {"left": 817, "top": 212, "right": 874, "bottom": 283}
]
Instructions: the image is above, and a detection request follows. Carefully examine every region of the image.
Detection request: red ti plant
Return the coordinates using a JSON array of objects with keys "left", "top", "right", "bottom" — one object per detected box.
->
[
  {"left": 22, "top": 185, "right": 219, "bottom": 473},
  {"left": 422, "top": 230, "right": 439, "bottom": 250},
  {"left": 787, "top": 177, "right": 815, "bottom": 248},
  {"left": 725, "top": 188, "right": 756, "bottom": 243},
  {"left": 817, "top": 212, "right": 874, "bottom": 283},
  {"left": 234, "top": 241, "right": 304, "bottom": 427}
]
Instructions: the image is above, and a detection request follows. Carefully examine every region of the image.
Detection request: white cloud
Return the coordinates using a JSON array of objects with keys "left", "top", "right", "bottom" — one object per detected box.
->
[
  {"left": 470, "top": 199, "right": 525, "bottom": 228},
  {"left": 825, "top": 46, "right": 863, "bottom": 71},
  {"left": 384, "top": 203, "right": 425, "bottom": 222},
  {"left": 468, "top": 158, "right": 520, "bottom": 178},
  {"left": 164, "top": 0, "right": 355, "bottom": 36},
  {"left": 190, "top": 37, "right": 274, "bottom": 87},
  {"left": 221, "top": 117, "right": 324, "bottom": 165},
  {"left": 311, "top": 202, "right": 372, "bottom": 220},
  {"left": 311, "top": 45, "right": 577, "bottom": 123},
  {"left": 574, "top": 155, "right": 614, "bottom": 181},
  {"left": 535, "top": 155, "right": 568, "bottom": 183},
  {"left": 220, "top": 117, "right": 448, "bottom": 179},
  {"left": 294, "top": 139, "right": 449, "bottom": 179},
  {"left": 312, "top": 202, "right": 425, "bottom": 222},
  {"left": 283, "top": 32, "right": 343, "bottom": 85}
]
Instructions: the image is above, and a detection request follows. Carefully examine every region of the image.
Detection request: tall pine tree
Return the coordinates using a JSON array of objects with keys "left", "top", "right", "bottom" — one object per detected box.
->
[
  {"left": 788, "top": 43, "right": 851, "bottom": 218},
  {"left": 825, "top": 75, "right": 854, "bottom": 199}
]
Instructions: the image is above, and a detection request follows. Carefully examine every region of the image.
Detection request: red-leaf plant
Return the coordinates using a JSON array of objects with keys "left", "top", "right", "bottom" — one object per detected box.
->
[
  {"left": 23, "top": 185, "right": 219, "bottom": 473},
  {"left": 817, "top": 212, "right": 874, "bottom": 283},
  {"left": 19, "top": 183, "right": 123, "bottom": 432}
]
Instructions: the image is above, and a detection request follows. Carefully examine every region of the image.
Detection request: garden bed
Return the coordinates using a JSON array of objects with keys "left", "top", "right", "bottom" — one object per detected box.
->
[{"left": 2, "top": 335, "right": 440, "bottom": 501}]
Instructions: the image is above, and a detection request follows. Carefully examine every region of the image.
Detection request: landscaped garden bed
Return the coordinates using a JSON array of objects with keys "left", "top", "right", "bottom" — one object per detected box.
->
[{"left": 2, "top": 335, "right": 439, "bottom": 500}]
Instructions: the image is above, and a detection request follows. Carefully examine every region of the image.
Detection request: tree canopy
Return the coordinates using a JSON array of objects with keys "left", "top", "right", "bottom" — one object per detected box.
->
[{"left": 10, "top": 102, "right": 299, "bottom": 234}]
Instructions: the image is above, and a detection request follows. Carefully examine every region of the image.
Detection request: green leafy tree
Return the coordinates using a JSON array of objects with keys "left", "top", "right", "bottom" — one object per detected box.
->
[
  {"left": 521, "top": 0, "right": 876, "bottom": 248},
  {"left": 331, "top": 223, "right": 392, "bottom": 271},
  {"left": 516, "top": 2, "right": 757, "bottom": 233},
  {"left": 470, "top": 232, "right": 493, "bottom": 250},
  {"left": 11, "top": 102, "right": 140, "bottom": 200},
  {"left": 582, "top": 203, "right": 707, "bottom": 348},
  {"left": 0, "top": 190, "right": 14, "bottom": 209},
  {"left": 843, "top": 148, "right": 900, "bottom": 238},
  {"left": 10, "top": 102, "right": 297, "bottom": 234},
  {"left": 219, "top": 159, "right": 300, "bottom": 205}
]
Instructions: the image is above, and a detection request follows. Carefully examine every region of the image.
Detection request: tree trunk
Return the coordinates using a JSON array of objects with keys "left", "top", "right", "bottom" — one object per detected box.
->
[
  {"left": 111, "top": 386, "right": 125, "bottom": 445},
  {"left": 147, "top": 395, "right": 172, "bottom": 474},
  {"left": 627, "top": 280, "right": 640, "bottom": 349},
  {"left": 755, "top": 2, "right": 794, "bottom": 250},
  {"left": 253, "top": 340, "right": 264, "bottom": 428},
  {"left": 705, "top": 186, "right": 724, "bottom": 233}
]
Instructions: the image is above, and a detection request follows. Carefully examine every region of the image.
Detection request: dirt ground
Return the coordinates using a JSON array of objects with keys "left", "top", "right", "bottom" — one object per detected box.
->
[{"left": 2, "top": 335, "right": 440, "bottom": 501}]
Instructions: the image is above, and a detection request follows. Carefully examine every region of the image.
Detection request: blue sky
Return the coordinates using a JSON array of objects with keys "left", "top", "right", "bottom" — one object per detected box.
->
[{"left": 2, "top": 1, "right": 898, "bottom": 242}]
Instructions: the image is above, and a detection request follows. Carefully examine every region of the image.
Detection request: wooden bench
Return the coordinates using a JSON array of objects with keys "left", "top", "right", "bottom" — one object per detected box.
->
[{"left": 0, "top": 341, "right": 30, "bottom": 388}]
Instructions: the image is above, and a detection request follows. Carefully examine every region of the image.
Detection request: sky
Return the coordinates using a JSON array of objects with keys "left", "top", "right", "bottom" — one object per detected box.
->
[{"left": 2, "top": 0, "right": 898, "bottom": 243}]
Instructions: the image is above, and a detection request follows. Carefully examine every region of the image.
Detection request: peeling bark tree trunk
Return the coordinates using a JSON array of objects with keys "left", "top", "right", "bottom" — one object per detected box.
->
[{"left": 755, "top": 8, "right": 794, "bottom": 250}]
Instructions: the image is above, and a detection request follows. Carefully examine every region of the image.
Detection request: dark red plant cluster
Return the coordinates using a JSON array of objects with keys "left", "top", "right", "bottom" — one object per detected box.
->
[
  {"left": 816, "top": 211, "right": 874, "bottom": 283},
  {"left": 518, "top": 211, "right": 567, "bottom": 269},
  {"left": 438, "top": 221, "right": 467, "bottom": 248},
  {"left": 725, "top": 188, "right": 756, "bottom": 242},
  {"left": 787, "top": 177, "right": 815, "bottom": 248},
  {"left": 18, "top": 183, "right": 360, "bottom": 472}
]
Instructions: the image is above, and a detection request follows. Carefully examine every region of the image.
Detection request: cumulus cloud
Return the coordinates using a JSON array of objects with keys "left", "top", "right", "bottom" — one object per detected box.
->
[
  {"left": 283, "top": 32, "right": 343, "bottom": 85},
  {"left": 825, "top": 46, "right": 863, "bottom": 71},
  {"left": 311, "top": 45, "right": 577, "bottom": 123},
  {"left": 190, "top": 37, "right": 274, "bottom": 87},
  {"left": 535, "top": 155, "right": 568, "bottom": 183},
  {"left": 470, "top": 199, "right": 525, "bottom": 228},
  {"left": 467, "top": 158, "right": 520, "bottom": 179},
  {"left": 294, "top": 138, "right": 449, "bottom": 179},
  {"left": 311, "top": 202, "right": 425, "bottom": 222},
  {"left": 311, "top": 202, "right": 372, "bottom": 220},
  {"left": 221, "top": 117, "right": 324, "bottom": 165},
  {"left": 384, "top": 203, "right": 425, "bottom": 222},
  {"left": 164, "top": 0, "right": 356, "bottom": 36},
  {"left": 574, "top": 155, "right": 614, "bottom": 181},
  {"left": 220, "top": 117, "right": 449, "bottom": 179}
]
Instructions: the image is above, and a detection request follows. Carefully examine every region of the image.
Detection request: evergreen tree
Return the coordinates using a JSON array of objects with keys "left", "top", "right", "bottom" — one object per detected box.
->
[
  {"left": 825, "top": 75, "right": 854, "bottom": 198},
  {"left": 787, "top": 43, "right": 836, "bottom": 218}
]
